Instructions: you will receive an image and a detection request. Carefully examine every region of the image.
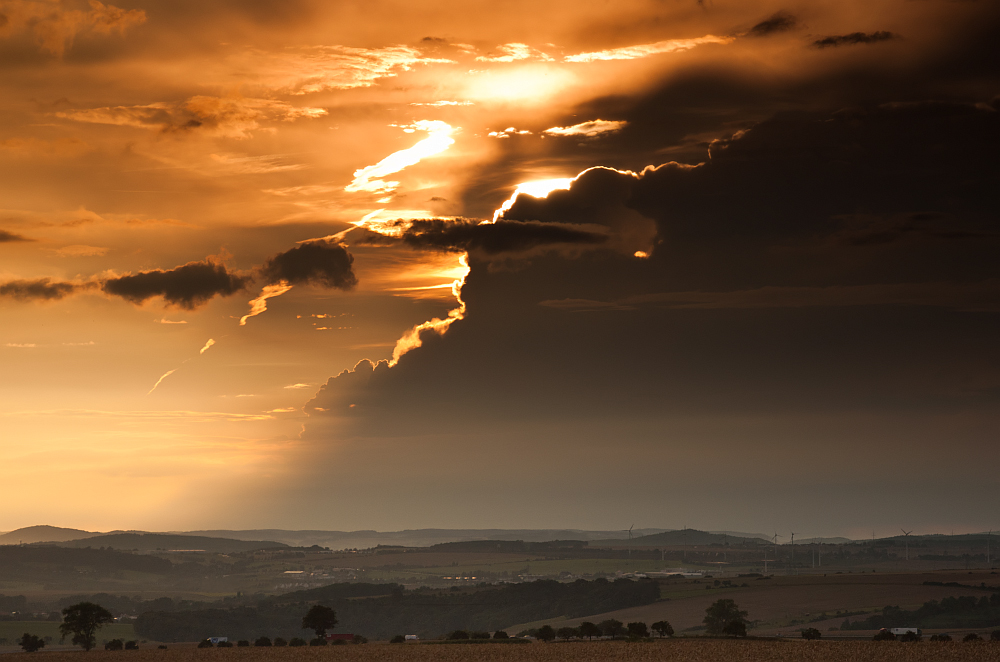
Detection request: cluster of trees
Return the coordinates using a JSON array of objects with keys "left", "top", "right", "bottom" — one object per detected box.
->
[
  {"left": 842, "top": 593, "right": 1000, "bottom": 630},
  {"left": 135, "top": 578, "right": 661, "bottom": 641},
  {"left": 521, "top": 619, "right": 675, "bottom": 641},
  {"left": 18, "top": 601, "right": 116, "bottom": 653}
]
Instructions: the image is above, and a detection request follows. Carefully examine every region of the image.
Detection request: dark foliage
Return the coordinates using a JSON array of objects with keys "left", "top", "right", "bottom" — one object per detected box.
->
[
  {"left": 652, "top": 620, "right": 674, "bottom": 638},
  {"left": 801, "top": 627, "right": 822, "bottom": 640},
  {"left": 254, "top": 636, "right": 271, "bottom": 646},
  {"left": 105, "top": 639, "right": 124, "bottom": 650},
  {"left": 536, "top": 625, "right": 556, "bottom": 642},
  {"left": 964, "top": 633, "right": 982, "bottom": 642},
  {"left": 0, "top": 547, "right": 172, "bottom": 581},
  {"left": 390, "top": 635, "right": 405, "bottom": 644},
  {"left": 704, "top": 599, "right": 749, "bottom": 635},
  {"left": 627, "top": 621, "right": 649, "bottom": 638},
  {"left": 135, "top": 578, "right": 659, "bottom": 642},
  {"left": 19, "top": 633, "right": 45, "bottom": 652},
  {"left": 873, "top": 629, "right": 896, "bottom": 641},
  {"left": 60, "top": 602, "right": 114, "bottom": 651},
  {"left": 842, "top": 593, "right": 1000, "bottom": 630}
]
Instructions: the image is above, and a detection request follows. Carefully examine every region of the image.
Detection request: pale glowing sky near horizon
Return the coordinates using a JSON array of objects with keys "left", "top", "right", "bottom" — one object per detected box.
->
[{"left": 1, "top": 0, "right": 998, "bottom": 538}]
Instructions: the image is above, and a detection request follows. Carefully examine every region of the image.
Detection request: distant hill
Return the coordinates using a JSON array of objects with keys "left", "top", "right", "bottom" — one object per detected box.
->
[
  {"left": 590, "top": 528, "right": 770, "bottom": 548},
  {"left": 52, "top": 532, "right": 288, "bottom": 553},
  {"left": 0, "top": 525, "right": 98, "bottom": 544},
  {"left": 182, "top": 528, "right": 671, "bottom": 549}
]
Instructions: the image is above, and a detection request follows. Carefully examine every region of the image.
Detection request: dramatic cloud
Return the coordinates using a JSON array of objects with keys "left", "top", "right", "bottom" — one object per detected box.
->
[
  {"left": 0, "top": 0, "right": 145, "bottom": 56},
  {"left": 371, "top": 218, "right": 609, "bottom": 255},
  {"left": 543, "top": 119, "right": 626, "bottom": 138},
  {"left": 57, "top": 97, "right": 326, "bottom": 139},
  {"left": 476, "top": 43, "right": 552, "bottom": 62},
  {"left": 345, "top": 121, "right": 455, "bottom": 194},
  {"left": 564, "top": 35, "right": 732, "bottom": 62},
  {"left": 0, "top": 230, "right": 31, "bottom": 242},
  {"left": 0, "top": 278, "right": 84, "bottom": 300},
  {"left": 230, "top": 45, "right": 453, "bottom": 95},
  {"left": 813, "top": 31, "right": 896, "bottom": 48},
  {"left": 746, "top": 12, "right": 798, "bottom": 37},
  {"left": 102, "top": 260, "right": 250, "bottom": 309},
  {"left": 260, "top": 240, "right": 357, "bottom": 289}
]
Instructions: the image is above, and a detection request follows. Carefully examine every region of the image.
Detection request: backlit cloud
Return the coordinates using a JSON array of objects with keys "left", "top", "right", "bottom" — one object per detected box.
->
[
  {"left": 476, "top": 43, "right": 553, "bottom": 63},
  {"left": 345, "top": 121, "right": 455, "bottom": 194},
  {"left": 542, "top": 119, "right": 626, "bottom": 138},
  {"left": 813, "top": 32, "right": 896, "bottom": 48},
  {"left": 0, "top": 230, "right": 32, "bottom": 242},
  {"left": 564, "top": 35, "right": 733, "bottom": 62},
  {"left": 0, "top": 278, "right": 87, "bottom": 301},
  {"left": 378, "top": 218, "right": 608, "bottom": 255},
  {"left": 102, "top": 260, "right": 250, "bottom": 309},
  {"left": 57, "top": 97, "right": 326, "bottom": 139},
  {"left": 0, "top": 0, "right": 145, "bottom": 56}
]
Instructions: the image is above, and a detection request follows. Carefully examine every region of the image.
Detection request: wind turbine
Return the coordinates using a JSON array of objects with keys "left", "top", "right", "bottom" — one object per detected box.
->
[
  {"left": 901, "top": 529, "right": 913, "bottom": 561},
  {"left": 988, "top": 530, "right": 992, "bottom": 567},
  {"left": 627, "top": 524, "right": 634, "bottom": 559}
]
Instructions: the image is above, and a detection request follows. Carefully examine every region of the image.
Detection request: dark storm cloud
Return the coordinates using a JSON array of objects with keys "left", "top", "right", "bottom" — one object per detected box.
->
[
  {"left": 0, "top": 278, "right": 86, "bottom": 301},
  {"left": 812, "top": 31, "right": 895, "bottom": 48},
  {"left": 260, "top": 240, "right": 357, "bottom": 289},
  {"left": 102, "top": 260, "right": 250, "bottom": 309},
  {"left": 365, "top": 218, "right": 608, "bottom": 255},
  {"left": 0, "top": 229, "right": 32, "bottom": 242},
  {"left": 747, "top": 12, "right": 797, "bottom": 37}
]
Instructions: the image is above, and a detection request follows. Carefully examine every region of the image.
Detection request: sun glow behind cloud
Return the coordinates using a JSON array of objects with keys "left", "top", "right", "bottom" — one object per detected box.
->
[
  {"left": 564, "top": 35, "right": 734, "bottom": 62},
  {"left": 345, "top": 121, "right": 455, "bottom": 194},
  {"left": 491, "top": 177, "right": 576, "bottom": 222}
]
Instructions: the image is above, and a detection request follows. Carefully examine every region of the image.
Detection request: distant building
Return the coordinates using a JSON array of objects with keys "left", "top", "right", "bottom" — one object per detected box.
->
[
  {"left": 404, "top": 635, "right": 418, "bottom": 641},
  {"left": 209, "top": 637, "right": 228, "bottom": 644}
]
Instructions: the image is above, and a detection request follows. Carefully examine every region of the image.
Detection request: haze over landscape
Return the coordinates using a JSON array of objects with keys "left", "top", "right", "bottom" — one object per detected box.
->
[{"left": 1, "top": 0, "right": 998, "bottom": 544}]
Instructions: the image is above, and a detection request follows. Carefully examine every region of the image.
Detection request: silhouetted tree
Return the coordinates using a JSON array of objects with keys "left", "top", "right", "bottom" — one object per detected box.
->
[
  {"left": 301, "top": 605, "right": 337, "bottom": 638},
  {"left": 599, "top": 619, "right": 625, "bottom": 639},
  {"left": 963, "top": 633, "right": 982, "bottom": 642},
  {"left": 627, "top": 622, "right": 649, "bottom": 639},
  {"left": 60, "top": 602, "right": 115, "bottom": 651},
  {"left": 556, "top": 627, "right": 578, "bottom": 640},
  {"left": 288, "top": 637, "right": 307, "bottom": 646},
  {"left": 651, "top": 621, "right": 674, "bottom": 638},
  {"left": 19, "top": 634, "right": 45, "bottom": 653},
  {"left": 723, "top": 621, "right": 747, "bottom": 637},
  {"left": 801, "top": 628, "right": 821, "bottom": 640},
  {"left": 537, "top": 625, "right": 556, "bottom": 642},
  {"left": 493, "top": 631, "right": 509, "bottom": 639},
  {"left": 447, "top": 630, "right": 470, "bottom": 640},
  {"left": 390, "top": 635, "right": 405, "bottom": 644},
  {"left": 273, "top": 637, "right": 287, "bottom": 647},
  {"left": 703, "top": 599, "right": 748, "bottom": 636},
  {"left": 579, "top": 622, "right": 602, "bottom": 640},
  {"left": 254, "top": 637, "right": 272, "bottom": 646},
  {"left": 104, "top": 639, "right": 124, "bottom": 650}
]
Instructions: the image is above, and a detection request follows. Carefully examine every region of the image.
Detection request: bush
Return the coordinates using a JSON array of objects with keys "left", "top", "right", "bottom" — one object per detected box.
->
[
  {"left": 899, "top": 631, "right": 921, "bottom": 642},
  {"left": 964, "top": 633, "right": 982, "bottom": 642},
  {"left": 216, "top": 640, "right": 233, "bottom": 648},
  {"left": 930, "top": 634, "right": 952, "bottom": 641},
  {"left": 493, "top": 631, "right": 509, "bottom": 639},
  {"left": 627, "top": 622, "right": 649, "bottom": 639},
  {"left": 652, "top": 621, "right": 674, "bottom": 638},
  {"left": 873, "top": 630, "right": 896, "bottom": 641},
  {"left": 308, "top": 637, "right": 327, "bottom": 646},
  {"left": 254, "top": 637, "right": 272, "bottom": 646},
  {"left": 448, "top": 630, "right": 470, "bottom": 640},
  {"left": 157, "top": 645, "right": 168, "bottom": 649},
  {"left": 125, "top": 641, "right": 139, "bottom": 650},
  {"left": 288, "top": 638, "right": 307, "bottom": 647},
  {"left": 991, "top": 630, "right": 1000, "bottom": 642},
  {"left": 197, "top": 640, "right": 213, "bottom": 648},
  {"left": 352, "top": 635, "right": 368, "bottom": 644},
  {"left": 105, "top": 639, "right": 124, "bottom": 650},
  {"left": 390, "top": 635, "right": 406, "bottom": 644},
  {"left": 19, "top": 634, "right": 44, "bottom": 653},
  {"left": 801, "top": 628, "right": 822, "bottom": 640},
  {"left": 556, "top": 627, "right": 579, "bottom": 640},
  {"left": 273, "top": 637, "right": 287, "bottom": 647},
  {"left": 237, "top": 640, "right": 250, "bottom": 647}
]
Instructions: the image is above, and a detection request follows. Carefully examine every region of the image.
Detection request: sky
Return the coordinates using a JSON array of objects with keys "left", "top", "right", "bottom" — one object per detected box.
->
[{"left": 1, "top": 0, "right": 998, "bottom": 539}]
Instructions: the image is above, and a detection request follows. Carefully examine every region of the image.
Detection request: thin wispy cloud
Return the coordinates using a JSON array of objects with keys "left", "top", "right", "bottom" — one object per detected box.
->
[
  {"left": 565, "top": 35, "right": 733, "bottom": 62},
  {"left": 543, "top": 119, "right": 626, "bottom": 137},
  {"left": 345, "top": 121, "right": 455, "bottom": 194}
]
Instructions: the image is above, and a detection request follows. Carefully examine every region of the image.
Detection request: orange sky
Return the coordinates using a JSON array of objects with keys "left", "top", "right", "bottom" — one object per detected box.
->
[{"left": 1, "top": 0, "right": 998, "bottom": 536}]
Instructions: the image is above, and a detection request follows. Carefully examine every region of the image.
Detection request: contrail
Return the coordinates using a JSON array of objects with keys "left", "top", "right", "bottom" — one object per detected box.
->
[{"left": 147, "top": 368, "right": 178, "bottom": 395}]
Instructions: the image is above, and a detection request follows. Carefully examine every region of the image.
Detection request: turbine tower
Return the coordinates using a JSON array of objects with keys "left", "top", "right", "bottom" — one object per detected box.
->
[{"left": 901, "top": 529, "right": 913, "bottom": 561}]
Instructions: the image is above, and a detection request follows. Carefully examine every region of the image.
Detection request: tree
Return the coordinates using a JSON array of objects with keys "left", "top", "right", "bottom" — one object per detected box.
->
[
  {"left": 125, "top": 641, "right": 139, "bottom": 650},
  {"left": 801, "top": 628, "right": 821, "bottom": 640},
  {"left": 579, "top": 622, "right": 602, "bottom": 640},
  {"left": 19, "top": 633, "right": 45, "bottom": 653},
  {"left": 301, "top": 604, "right": 338, "bottom": 638},
  {"left": 537, "top": 625, "right": 556, "bottom": 642},
  {"left": 493, "top": 631, "right": 509, "bottom": 639},
  {"left": 254, "top": 637, "right": 272, "bottom": 646},
  {"left": 873, "top": 629, "right": 896, "bottom": 641},
  {"left": 651, "top": 621, "right": 674, "bottom": 638},
  {"left": 723, "top": 621, "right": 747, "bottom": 637},
  {"left": 60, "top": 602, "right": 115, "bottom": 651},
  {"left": 703, "top": 599, "right": 748, "bottom": 636},
  {"left": 627, "top": 622, "right": 649, "bottom": 639},
  {"left": 105, "top": 639, "right": 124, "bottom": 650},
  {"left": 556, "top": 626, "right": 579, "bottom": 640},
  {"left": 288, "top": 637, "right": 307, "bottom": 647},
  {"left": 390, "top": 635, "right": 406, "bottom": 644},
  {"left": 197, "top": 640, "right": 213, "bottom": 648},
  {"left": 963, "top": 633, "right": 982, "bottom": 642},
  {"left": 447, "top": 630, "right": 470, "bottom": 640},
  {"left": 599, "top": 619, "right": 625, "bottom": 639}
]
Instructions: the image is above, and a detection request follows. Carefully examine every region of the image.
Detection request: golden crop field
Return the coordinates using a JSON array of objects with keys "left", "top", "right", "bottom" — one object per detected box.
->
[{"left": 11, "top": 641, "right": 1000, "bottom": 662}]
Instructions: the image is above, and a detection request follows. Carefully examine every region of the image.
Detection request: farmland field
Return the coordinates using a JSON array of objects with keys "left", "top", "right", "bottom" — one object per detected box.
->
[{"left": 4, "top": 641, "right": 1000, "bottom": 662}]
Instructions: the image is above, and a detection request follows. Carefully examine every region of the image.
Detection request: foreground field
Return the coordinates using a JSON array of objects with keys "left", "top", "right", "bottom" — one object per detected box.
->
[{"left": 5, "top": 641, "right": 1000, "bottom": 662}]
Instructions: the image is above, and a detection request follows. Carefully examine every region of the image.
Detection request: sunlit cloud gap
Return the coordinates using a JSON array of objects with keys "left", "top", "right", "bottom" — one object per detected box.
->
[
  {"left": 388, "top": 255, "right": 469, "bottom": 366},
  {"left": 565, "top": 35, "right": 733, "bottom": 62},
  {"left": 345, "top": 121, "right": 455, "bottom": 194},
  {"left": 543, "top": 119, "right": 626, "bottom": 137},
  {"left": 491, "top": 177, "right": 576, "bottom": 222},
  {"left": 239, "top": 282, "right": 294, "bottom": 326}
]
